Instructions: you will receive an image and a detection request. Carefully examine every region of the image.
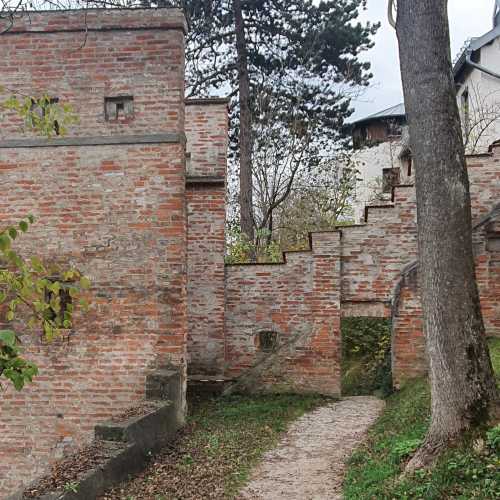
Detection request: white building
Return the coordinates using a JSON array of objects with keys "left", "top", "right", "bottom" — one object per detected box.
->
[
  {"left": 350, "top": 104, "right": 411, "bottom": 222},
  {"left": 350, "top": 2, "right": 500, "bottom": 222},
  {"left": 454, "top": 3, "right": 500, "bottom": 153}
]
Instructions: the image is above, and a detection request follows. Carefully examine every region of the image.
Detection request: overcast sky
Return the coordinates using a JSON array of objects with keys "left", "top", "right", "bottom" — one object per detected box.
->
[{"left": 351, "top": 0, "right": 494, "bottom": 120}]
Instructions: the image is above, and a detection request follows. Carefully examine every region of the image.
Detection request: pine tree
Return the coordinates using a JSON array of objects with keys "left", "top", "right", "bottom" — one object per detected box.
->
[{"left": 185, "top": 0, "right": 378, "bottom": 244}]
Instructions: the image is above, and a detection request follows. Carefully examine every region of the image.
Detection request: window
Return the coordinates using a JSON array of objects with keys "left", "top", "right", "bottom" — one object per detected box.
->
[
  {"left": 30, "top": 97, "right": 60, "bottom": 135},
  {"left": 387, "top": 119, "right": 402, "bottom": 138},
  {"left": 461, "top": 89, "right": 470, "bottom": 136},
  {"left": 44, "top": 279, "right": 72, "bottom": 324},
  {"left": 105, "top": 96, "right": 134, "bottom": 121},
  {"left": 382, "top": 167, "right": 401, "bottom": 193},
  {"left": 258, "top": 331, "right": 279, "bottom": 353}
]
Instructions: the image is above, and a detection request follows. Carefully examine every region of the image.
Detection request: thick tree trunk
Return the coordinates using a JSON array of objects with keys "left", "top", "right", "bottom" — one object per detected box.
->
[
  {"left": 395, "top": 0, "right": 498, "bottom": 468},
  {"left": 234, "top": 0, "right": 255, "bottom": 245}
]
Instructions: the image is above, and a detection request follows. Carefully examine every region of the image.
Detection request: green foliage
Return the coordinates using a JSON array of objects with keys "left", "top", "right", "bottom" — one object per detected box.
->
[
  {"left": 343, "top": 340, "right": 500, "bottom": 499},
  {"left": 1, "top": 90, "right": 78, "bottom": 138},
  {"left": 0, "top": 85, "right": 85, "bottom": 390},
  {"left": 341, "top": 317, "right": 392, "bottom": 396},
  {"left": 186, "top": 0, "right": 379, "bottom": 149},
  {"left": 486, "top": 424, "right": 500, "bottom": 452},
  {"left": 391, "top": 438, "right": 423, "bottom": 460},
  {"left": 0, "top": 329, "right": 38, "bottom": 391},
  {"left": 225, "top": 227, "right": 254, "bottom": 264},
  {"left": 0, "top": 217, "right": 90, "bottom": 390},
  {"left": 225, "top": 227, "right": 282, "bottom": 264},
  {"left": 488, "top": 337, "right": 500, "bottom": 384},
  {"left": 63, "top": 481, "right": 79, "bottom": 494}
]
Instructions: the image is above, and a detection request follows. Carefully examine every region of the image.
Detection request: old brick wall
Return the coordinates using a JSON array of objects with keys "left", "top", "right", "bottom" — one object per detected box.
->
[
  {"left": 0, "top": 9, "right": 188, "bottom": 497},
  {"left": 389, "top": 146, "right": 500, "bottom": 384},
  {"left": 340, "top": 184, "right": 418, "bottom": 318},
  {"left": 185, "top": 99, "right": 228, "bottom": 375},
  {"left": 0, "top": 9, "right": 187, "bottom": 139},
  {"left": 225, "top": 232, "right": 341, "bottom": 396}
]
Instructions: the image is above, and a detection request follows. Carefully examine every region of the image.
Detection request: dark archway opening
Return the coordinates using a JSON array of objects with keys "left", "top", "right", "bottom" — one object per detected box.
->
[{"left": 341, "top": 317, "right": 392, "bottom": 397}]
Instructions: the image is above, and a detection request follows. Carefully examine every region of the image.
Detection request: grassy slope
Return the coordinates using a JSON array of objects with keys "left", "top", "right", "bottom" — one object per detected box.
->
[{"left": 344, "top": 338, "right": 500, "bottom": 499}]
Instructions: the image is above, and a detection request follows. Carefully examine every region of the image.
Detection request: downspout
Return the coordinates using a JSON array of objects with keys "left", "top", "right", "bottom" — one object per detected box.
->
[{"left": 465, "top": 49, "right": 500, "bottom": 80}]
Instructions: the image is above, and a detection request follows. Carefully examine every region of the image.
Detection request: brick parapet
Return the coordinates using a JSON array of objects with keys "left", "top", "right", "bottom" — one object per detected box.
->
[
  {"left": 185, "top": 100, "right": 229, "bottom": 179},
  {"left": 0, "top": 8, "right": 187, "bottom": 34},
  {"left": 224, "top": 231, "right": 341, "bottom": 396},
  {"left": 0, "top": 9, "right": 186, "bottom": 140}
]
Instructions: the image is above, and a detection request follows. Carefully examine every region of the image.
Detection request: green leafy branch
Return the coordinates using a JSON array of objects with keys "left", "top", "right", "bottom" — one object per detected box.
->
[
  {"left": 0, "top": 216, "right": 90, "bottom": 391},
  {"left": 0, "top": 86, "right": 78, "bottom": 138}
]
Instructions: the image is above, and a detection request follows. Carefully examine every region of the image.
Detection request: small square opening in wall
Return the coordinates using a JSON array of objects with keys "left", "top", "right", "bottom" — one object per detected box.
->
[
  {"left": 44, "top": 279, "right": 73, "bottom": 324},
  {"left": 30, "top": 97, "right": 61, "bottom": 135},
  {"left": 258, "top": 331, "right": 279, "bottom": 353},
  {"left": 105, "top": 96, "right": 134, "bottom": 122}
]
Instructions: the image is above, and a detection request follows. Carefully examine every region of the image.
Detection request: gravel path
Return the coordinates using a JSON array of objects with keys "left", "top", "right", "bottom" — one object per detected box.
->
[{"left": 238, "top": 396, "right": 385, "bottom": 500}]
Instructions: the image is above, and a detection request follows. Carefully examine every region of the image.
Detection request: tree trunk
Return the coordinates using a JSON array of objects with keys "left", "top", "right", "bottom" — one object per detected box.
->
[
  {"left": 395, "top": 0, "right": 498, "bottom": 468},
  {"left": 234, "top": 0, "right": 255, "bottom": 246},
  {"left": 266, "top": 210, "right": 273, "bottom": 246}
]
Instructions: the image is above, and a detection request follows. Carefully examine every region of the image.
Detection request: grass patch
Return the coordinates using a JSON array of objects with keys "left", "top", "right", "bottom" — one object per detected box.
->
[
  {"left": 343, "top": 338, "right": 500, "bottom": 499},
  {"left": 103, "top": 393, "right": 328, "bottom": 500},
  {"left": 187, "top": 393, "right": 328, "bottom": 497},
  {"left": 489, "top": 337, "right": 500, "bottom": 384}
]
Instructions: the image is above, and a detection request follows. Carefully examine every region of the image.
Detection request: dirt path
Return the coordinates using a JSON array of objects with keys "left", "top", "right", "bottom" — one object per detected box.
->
[{"left": 238, "top": 396, "right": 385, "bottom": 500}]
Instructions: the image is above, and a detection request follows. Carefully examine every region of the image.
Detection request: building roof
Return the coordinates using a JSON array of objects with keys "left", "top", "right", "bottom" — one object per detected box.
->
[
  {"left": 350, "top": 103, "right": 406, "bottom": 126},
  {"left": 453, "top": 24, "right": 500, "bottom": 78}
]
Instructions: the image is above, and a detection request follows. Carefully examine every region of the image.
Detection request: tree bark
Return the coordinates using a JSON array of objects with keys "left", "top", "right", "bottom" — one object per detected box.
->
[
  {"left": 234, "top": 0, "right": 255, "bottom": 245},
  {"left": 395, "top": 0, "right": 498, "bottom": 468}
]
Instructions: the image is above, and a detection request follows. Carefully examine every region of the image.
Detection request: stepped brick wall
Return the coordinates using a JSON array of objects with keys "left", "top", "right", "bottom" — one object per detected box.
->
[
  {"left": 340, "top": 184, "right": 418, "bottom": 318},
  {"left": 185, "top": 99, "right": 228, "bottom": 375},
  {"left": 0, "top": 9, "right": 189, "bottom": 497},
  {"left": 221, "top": 146, "right": 500, "bottom": 390},
  {"left": 225, "top": 232, "right": 342, "bottom": 396},
  {"left": 391, "top": 147, "right": 500, "bottom": 384}
]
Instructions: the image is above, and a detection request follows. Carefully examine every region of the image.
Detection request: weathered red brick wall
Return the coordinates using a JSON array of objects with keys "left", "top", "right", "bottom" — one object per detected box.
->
[
  {"left": 486, "top": 232, "right": 500, "bottom": 337},
  {"left": 185, "top": 99, "right": 228, "bottom": 178},
  {"left": 0, "top": 9, "right": 187, "bottom": 139},
  {"left": 339, "top": 184, "right": 418, "bottom": 318},
  {"left": 0, "top": 9, "right": 188, "bottom": 497},
  {"left": 390, "top": 146, "right": 500, "bottom": 384},
  {"left": 391, "top": 267, "right": 426, "bottom": 385},
  {"left": 225, "top": 232, "right": 342, "bottom": 396},
  {"left": 185, "top": 100, "right": 228, "bottom": 375}
]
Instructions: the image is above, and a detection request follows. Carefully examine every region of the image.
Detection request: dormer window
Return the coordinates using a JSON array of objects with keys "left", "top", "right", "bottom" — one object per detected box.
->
[{"left": 105, "top": 96, "right": 134, "bottom": 122}]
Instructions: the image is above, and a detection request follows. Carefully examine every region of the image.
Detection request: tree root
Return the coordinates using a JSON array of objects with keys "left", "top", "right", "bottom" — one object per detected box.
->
[{"left": 404, "top": 437, "right": 448, "bottom": 472}]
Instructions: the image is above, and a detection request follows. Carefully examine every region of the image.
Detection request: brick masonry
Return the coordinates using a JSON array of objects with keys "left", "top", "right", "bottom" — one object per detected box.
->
[
  {"left": 185, "top": 99, "right": 228, "bottom": 375},
  {"left": 1, "top": 7, "right": 500, "bottom": 499},
  {"left": 222, "top": 146, "right": 500, "bottom": 391},
  {"left": 225, "top": 233, "right": 342, "bottom": 396},
  {"left": 0, "top": 9, "right": 191, "bottom": 497},
  {"left": 390, "top": 147, "right": 500, "bottom": 384}
]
